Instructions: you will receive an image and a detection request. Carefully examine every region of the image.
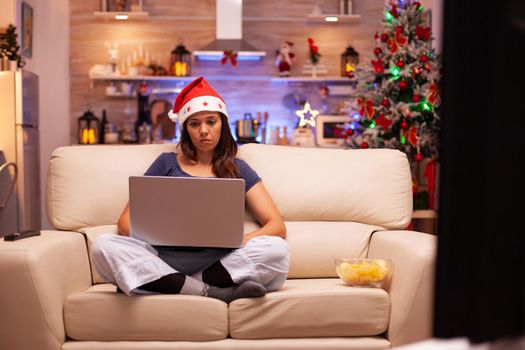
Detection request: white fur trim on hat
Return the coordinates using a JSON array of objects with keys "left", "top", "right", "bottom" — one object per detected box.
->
[
  {"left": 168, "top": 109, "right": 178, "bottom": 122},
  {"left": 176, "top": 95, "right": 228, "bottom": 129}
]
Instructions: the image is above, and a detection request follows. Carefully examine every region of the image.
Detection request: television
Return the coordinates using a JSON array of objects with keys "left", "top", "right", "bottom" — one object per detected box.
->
[{"left": 315, "top": 115, "right": 350, "bottom": 148}]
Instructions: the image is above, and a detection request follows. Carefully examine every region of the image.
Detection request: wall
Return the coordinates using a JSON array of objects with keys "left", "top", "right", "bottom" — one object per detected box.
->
[
  {"left": 70, "top": 0, "right": 389, "bottom": 142},
  {"left": 1, "top": 0, "right": 70, "bottom": 229}
]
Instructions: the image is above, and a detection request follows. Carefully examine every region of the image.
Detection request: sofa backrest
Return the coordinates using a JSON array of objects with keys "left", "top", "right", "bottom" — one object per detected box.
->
[
  {"left": 237, "top": 144, "right": 412, "bottom": 229},
  {"left": 47, "top": 143, "right": 412, "bottom": 231}
]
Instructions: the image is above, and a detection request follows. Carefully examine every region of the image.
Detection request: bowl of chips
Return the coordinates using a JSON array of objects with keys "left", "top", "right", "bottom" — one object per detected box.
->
[{"left": 335, "top": 258, "right": 393, "bottom": 287}]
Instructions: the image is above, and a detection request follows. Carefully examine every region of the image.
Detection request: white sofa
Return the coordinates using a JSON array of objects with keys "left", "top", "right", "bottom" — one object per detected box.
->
[{"left": 0, "top": 143, "right": 436, "bottom": 350}]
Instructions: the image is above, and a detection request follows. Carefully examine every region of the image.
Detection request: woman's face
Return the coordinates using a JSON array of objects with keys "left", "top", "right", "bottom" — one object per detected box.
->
[{"left": 185, "top": 111, "right": 222, "bottom": 153}]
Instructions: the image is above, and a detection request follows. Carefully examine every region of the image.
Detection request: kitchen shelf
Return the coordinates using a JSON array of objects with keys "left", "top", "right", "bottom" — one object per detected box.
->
[
  {"left": 93, "top": 11, "right": 149, "bottom": 20},
  {"left": 89, "top": 74, "right": 356, "bottom": 84},
  {"left": 306, "top": 14, "right": 361, "bottom": 23}
]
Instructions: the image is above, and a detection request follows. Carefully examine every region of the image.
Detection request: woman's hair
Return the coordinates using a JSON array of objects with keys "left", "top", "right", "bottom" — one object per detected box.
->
[{"left": 179, "top": 113, "right": 241, "bottom": 178}]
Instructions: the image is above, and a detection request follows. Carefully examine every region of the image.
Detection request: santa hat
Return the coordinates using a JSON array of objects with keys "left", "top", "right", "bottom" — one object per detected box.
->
[{"left": 168, "top": 77, "right": 228, "bottom": 128}]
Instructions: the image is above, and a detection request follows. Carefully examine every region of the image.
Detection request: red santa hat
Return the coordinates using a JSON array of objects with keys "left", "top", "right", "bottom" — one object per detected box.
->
[{"left": 168, "top": 77, "right": 228, "bottom": 128}]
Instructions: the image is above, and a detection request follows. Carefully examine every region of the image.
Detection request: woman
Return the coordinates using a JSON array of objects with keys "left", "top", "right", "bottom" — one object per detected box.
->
[{"left": 92, "top": 77, "right": 289, "bottom": 303}]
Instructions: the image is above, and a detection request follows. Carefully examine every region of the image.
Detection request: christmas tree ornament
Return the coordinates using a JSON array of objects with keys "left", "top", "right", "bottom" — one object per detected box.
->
[
  {"left": 396, "top": 59, "right": 405, "bottom": 67},
  {"left": 420, "top": 54, "right": 429, "bottom": 63},
  {"left": 381, "top": 97, "right": 390, "bottom": 108},
  {"left": 372, "top": 59, "right": 385, "bottom": 73},
  {"left": 412, "top": 94, "right": 421, "bottom": 102},
  {"left": 361, "top": 140, "right": 370, "bottom": 149},
  {"left": 407, "top": 126, "right": 418, "bottom": 146},
  {"left": 374, "top": 47, "right": 382, "bottom": 56},
  {"left": 390, "top": 5, "right": 399, "bottom": 18},
  {"left": 416, "top": 26, "right": 431, "bottom": 41},
  {"left": 400, "top": 120, "right": 409, "bottom": 130},
  {"left": 376, "top": 113, "right": 393, "bottom": 130},
  {"left": 424, "top": 63, "right": 431, "bottom": 72},
  {"left": 346, "top": 128, "right": 355, "bottom": 136},
  {"left": 381, "top": 33, "right": 389, "bottom": 42},
  {"left": 358, "top": 98, "right": 375, "bottom": 119},
  {"left": 413, "top": 67, "right": 421, "bottom": 75},
  {"left": 415, "top": 152, "right": 424, "bottom": 162},
  {"left": 399, "top": 79, "right": 408, "bottom": 89}
]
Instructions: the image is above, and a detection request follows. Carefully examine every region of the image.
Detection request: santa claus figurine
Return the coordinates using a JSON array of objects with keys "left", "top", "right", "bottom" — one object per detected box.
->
[{"left": 275, "top": 41, "right": 296, "bottom": 77}]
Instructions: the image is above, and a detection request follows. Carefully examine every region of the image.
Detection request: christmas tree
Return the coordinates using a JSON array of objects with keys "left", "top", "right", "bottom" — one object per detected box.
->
[
  {"left": 346, "top": 1, "right": 440, "bottom": 169},
  {"left": 0, "top": 24, "right": 25, "bottom": 68}
]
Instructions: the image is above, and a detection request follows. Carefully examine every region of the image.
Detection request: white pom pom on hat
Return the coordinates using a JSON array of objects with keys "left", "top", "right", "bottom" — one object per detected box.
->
[{"left": 168, "top": 76, "right": 228, "bottom": 129}]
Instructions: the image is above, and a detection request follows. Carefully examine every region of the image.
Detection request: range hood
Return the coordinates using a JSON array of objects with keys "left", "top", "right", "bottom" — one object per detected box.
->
[{"left": 193, "top": 0, "right": 266, "bottom": 61}]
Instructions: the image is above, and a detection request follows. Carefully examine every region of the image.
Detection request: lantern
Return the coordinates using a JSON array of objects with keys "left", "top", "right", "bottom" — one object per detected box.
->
[
  {"left": 78, "top": 109, "right": 100, "bottom": 144},
  {"left": 341, "top": 45, "right": 359, "bottom": 78},
  {"left": 170, "top": 43, "right": 191, "bottom": 77}
]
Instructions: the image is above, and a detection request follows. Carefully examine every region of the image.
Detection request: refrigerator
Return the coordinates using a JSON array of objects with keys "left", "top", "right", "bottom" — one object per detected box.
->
[{"left": 0, "top": 70, "right": 41, "bottom": 236}]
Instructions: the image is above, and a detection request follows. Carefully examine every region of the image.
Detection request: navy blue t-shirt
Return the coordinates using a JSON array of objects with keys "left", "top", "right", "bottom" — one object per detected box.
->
[{"left": 143, "top": 152, "right": 261, "bottom": 192}]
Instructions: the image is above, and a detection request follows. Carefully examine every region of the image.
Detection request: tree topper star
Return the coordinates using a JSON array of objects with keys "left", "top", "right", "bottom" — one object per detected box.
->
[{"left": 296, "top": 102, "right": 319, "bottom": 127}]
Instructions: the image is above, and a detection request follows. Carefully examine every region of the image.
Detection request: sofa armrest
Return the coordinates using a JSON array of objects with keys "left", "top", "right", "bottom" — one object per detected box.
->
[
  {"left": 0, "top": 230, "right": 92, "bottom": 350},
  {"left": 367, "top": 230, "right": 437, "bottom": 347}
]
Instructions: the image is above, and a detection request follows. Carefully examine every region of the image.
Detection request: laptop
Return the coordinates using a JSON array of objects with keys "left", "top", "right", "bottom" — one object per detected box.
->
[{"left": 129, "top": 176, "right": 245, "bottom": 248}]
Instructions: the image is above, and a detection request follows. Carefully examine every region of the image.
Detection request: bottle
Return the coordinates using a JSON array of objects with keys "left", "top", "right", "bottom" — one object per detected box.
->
[
  {"left": 99, "top": 110, "right": 108, "bottom": 144},
  {"left": 135, "top": 81, "right": 152, "bottom": 144}
]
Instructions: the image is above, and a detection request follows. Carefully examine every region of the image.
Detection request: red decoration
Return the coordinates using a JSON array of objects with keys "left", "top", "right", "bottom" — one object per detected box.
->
[
  {"left": 361, "top": 140, "right": 369, "bottom": 149},
  {"left": 358, "top": 98, "right": 375, "bottom": 119},
  {"left": 416, "top": 26, "right": 431, "bottom": 41},
  {"left": 396, "top": 59, "right": 405, "bottom": 68},
  {"left": 413, "top": 67, "right": 421, "bottom": 75},
  {"left": 391, "top": 5, "right": 399, "bottom": 18},
  {"left": 407, "top": 126, "right": 418, "bottom": 146},
  {"left": 381, "top": 97, "right": 390, "bottom": 108},
  {"left": 412, "top": 94, "right": 421, "bottom": 103},
  {"left": 374, "top": 47, "right": 382, "bottom": 56},
  {"left": 376, "top": 113, "right": 393, "bottom": 130},
  {"left": 346, "top": 129, "right": 355, "bottom": 136},
  {"left": 420, "top": 54, "right": 429, "bottom": 63},
  {"left": 371, "top": 59, "right": 385, "bottom": 73},
  {"left": 381, "top": 33, "right": 388, "bottom": 42},
  {"left": 399, "top": 79, "right": 408, "bottom": 89},
  {"left": 424, "top": 159, "right": 438, "bottom": 209},
  {"left": 415, "top": 153, "right": 424, "bottom": 162},
  {"left": 400, "top": 120, "right": 409, "bottom": 130},
  {"left": 374, "top": 32, "right": 379, "bottom": 40},
  {"left": 424, "top": 63, "right": 431, "bottom": 72},
  {"left": 414, "top": 2, "right": 422, "bottom": 9},
  {"left": 387, "top": 29, "right": 407, "bottom": 53},
  {"left": 427, "top": 83, "right": 440, "bottom": 105},
  {"left": 221, "top": 50, "right": 238, "bottom": 66}
]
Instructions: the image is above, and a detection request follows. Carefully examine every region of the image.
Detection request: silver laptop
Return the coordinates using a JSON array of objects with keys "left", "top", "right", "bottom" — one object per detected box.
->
[{"left": 129, "top": 176, "right": 245, "bottom": 248}]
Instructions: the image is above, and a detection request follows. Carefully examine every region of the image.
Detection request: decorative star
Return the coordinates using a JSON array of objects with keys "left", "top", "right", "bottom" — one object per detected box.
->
[
  {"left": 295, "top": 102, "right": 319, "bottom": 127},
  {"left": 203, "top": 101, "right": 208, "bottom": 106}
]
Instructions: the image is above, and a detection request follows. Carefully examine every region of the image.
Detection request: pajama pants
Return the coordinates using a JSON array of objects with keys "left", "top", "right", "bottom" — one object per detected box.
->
[{"left": 92, "top": 234, "right": 290, "bottom": 295}]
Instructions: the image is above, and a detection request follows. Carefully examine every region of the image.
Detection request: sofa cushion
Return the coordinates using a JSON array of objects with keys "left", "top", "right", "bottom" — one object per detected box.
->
[
  {"left": 238, "top": 144, "right": 412, "bottom": 229},
  {"left": 285, "top": 221, "right": 382, "bottom": 278},
  {"left": 64, "top": 284, "right": 228, "bottom": 341},
  {"left": 229, "top": 278, "right": 390, "bottom": 339}
]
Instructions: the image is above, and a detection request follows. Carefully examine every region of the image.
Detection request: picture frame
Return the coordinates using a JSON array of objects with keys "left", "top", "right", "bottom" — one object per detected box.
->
[
  {"left": 21, "top": 2, "right": 33, "bottom": 58},
  {"left": 315, "top": 115, "right": 351, "bottom": 148}
]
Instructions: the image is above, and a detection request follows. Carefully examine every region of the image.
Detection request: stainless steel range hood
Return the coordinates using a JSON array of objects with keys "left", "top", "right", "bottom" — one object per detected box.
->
[{"left": 193, "top": 0, "right": 266, "bottom": 61}]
